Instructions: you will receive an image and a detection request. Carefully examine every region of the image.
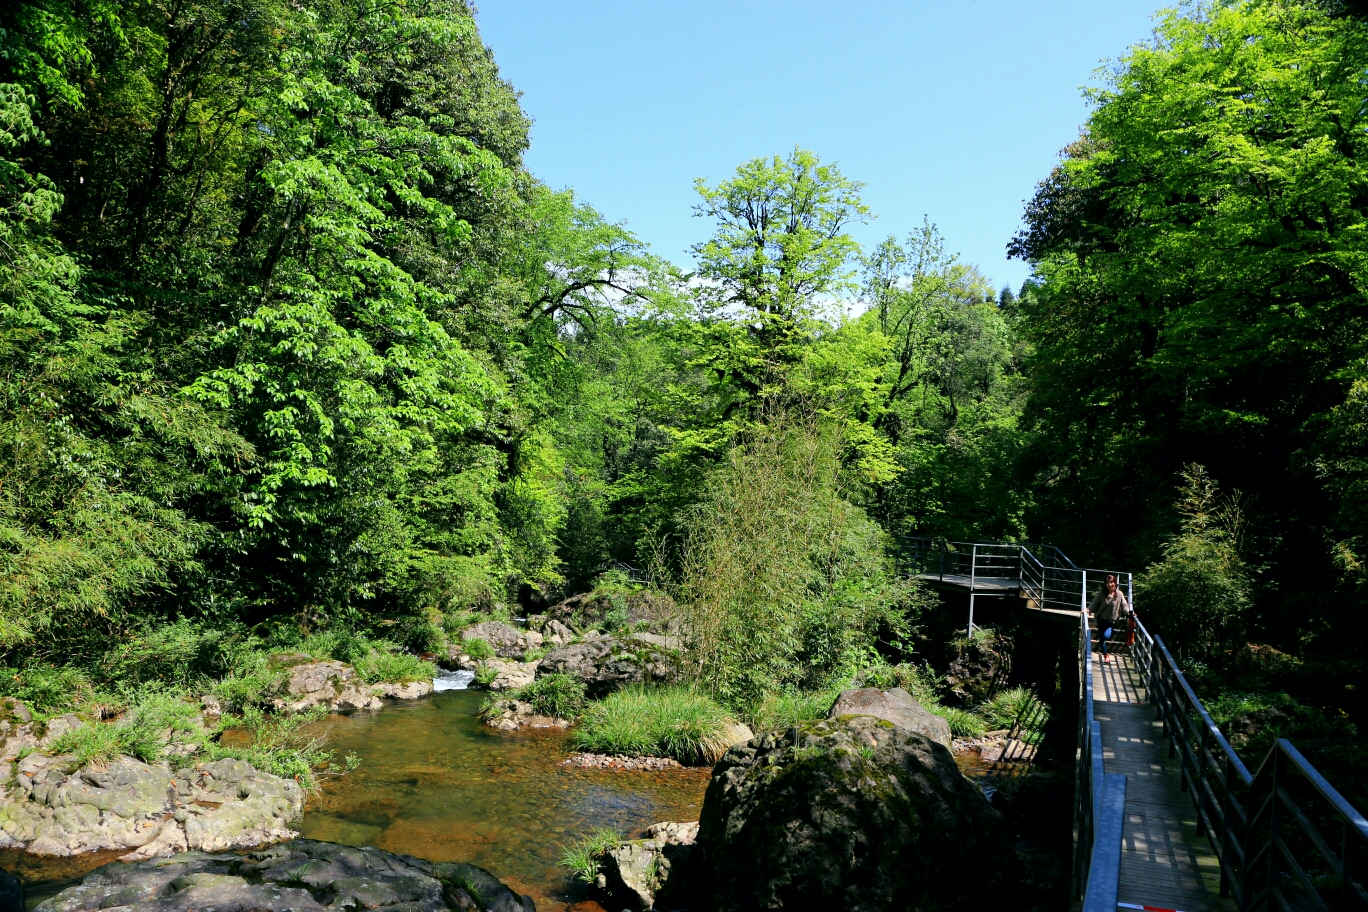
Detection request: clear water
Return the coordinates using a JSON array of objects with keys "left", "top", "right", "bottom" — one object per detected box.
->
[
  {"left": 5, "top": 690, "right": 710, "bottom": 912},
  {"left": 295, "top": 689, "right": 711, "bottom": 910}
]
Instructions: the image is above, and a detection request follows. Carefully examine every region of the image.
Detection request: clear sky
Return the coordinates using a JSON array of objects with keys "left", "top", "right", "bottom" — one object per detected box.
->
[{"left": 475, "top": 1, "right": 1162, "bottom": 294}]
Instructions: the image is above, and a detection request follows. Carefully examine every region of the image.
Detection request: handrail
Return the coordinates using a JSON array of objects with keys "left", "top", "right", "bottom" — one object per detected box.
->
[
  {"left": 1132, "top": 614, "right": 1368, "bottom": 910},
  {"left": 1076, "top": 606, "right": 1128, "bottom": 903},
  {"left": 899, "top": 535, "right": 1368, "bottom": 911}
]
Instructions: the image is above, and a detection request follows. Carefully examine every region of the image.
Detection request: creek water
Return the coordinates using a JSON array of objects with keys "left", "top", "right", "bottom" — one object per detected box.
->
[
  {"left": 7, "top": 685, "right": 1014, "bottom": 911},
  {"left": 294, "top": 688, "right": 711, "bottom": 911}
]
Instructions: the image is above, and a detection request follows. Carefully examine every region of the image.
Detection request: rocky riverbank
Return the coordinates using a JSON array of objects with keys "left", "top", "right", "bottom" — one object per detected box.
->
[
  {"left": 0, "top": 753, "right": 301, "bottom": 861},
  {"left": 0, "top": 649, "right": 438, "bottom": 867}
]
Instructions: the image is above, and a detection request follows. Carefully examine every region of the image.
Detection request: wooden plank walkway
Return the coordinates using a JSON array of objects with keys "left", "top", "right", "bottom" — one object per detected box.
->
[{"left": 1092, "top": 651, "right": 1234, "bottom": 912}]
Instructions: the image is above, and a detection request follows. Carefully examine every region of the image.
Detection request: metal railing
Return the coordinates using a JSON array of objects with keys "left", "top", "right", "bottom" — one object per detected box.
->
[
  {"left": 896, "top": 537, "right": 1134, "bottom": 630},
  {"left": 1129, "top": 615, "right": 1368, "bottom": 911},
  {"left": 1075, "top": 608, "right": 1131, "bottom": 909},
  {"left": 900, "top": 536, "right": 1368, "bottom": 910}
]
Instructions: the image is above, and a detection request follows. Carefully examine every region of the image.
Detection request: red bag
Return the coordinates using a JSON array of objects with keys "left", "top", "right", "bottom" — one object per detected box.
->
[{"left": 1126, "top": 615, "right": 1136, "bottom": 647}]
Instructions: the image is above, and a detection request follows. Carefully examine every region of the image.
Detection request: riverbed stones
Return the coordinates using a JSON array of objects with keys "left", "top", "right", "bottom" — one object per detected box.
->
[
  {"left": 32, "top": 839, "right": 535, "bottom": 912},
  {"left": 828, "top": 686, "right": 953, "bottom": 749},
  {"left": 461, "top": 621, "right": 543, "bottom": 660},
  {"left": 600, "top": 821, "right": 698, "bottom": 911},
  {"left": 695, "top": 714, "right": 1020, "bottom": 911},
  {"left": 482, "top": 698, "right": 571, "bottom": 731},
  {"left": 0, "top": 752, "right": 302, "bottom": 860},
  {"left": 536, "top": 633, "right": 676, "bottom": 697}
]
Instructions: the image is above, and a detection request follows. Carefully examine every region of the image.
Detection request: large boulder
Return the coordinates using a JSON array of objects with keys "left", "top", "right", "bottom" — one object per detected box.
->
[
  {"left": 696, "top": 715, "right": 1020, "bottom": 911},
  {"left": 0, "top": 753, "right": 301, "bottom": 859},
  {"left": 462, "top": 621, "right": 543, "bottom": 660},
  {"left": 0, "top": 867, "right": 20, "bottom": 912},
  {"left": 829, "top": 687, "right": 952, "bottom": 749},
  {"left": 536, "top": 633, "right": 676, "bottom": 697},
  {"left": 945, "top": 629, "right": 1012, "bottom": 706},
  {"left": 478, "top": 658, "right": 539, "bottom": 692},
  {"left": 543, "top": 619, "right": 576, "bottom": 647},
  {"left": 32, "top": 838, "right": 535, "bottom": 912},
  {"left": 267, "top": 654, "right": 383, "bottom": 713},
  {"left": 547, "top": 589, "right": 678, "bottom": 634}
]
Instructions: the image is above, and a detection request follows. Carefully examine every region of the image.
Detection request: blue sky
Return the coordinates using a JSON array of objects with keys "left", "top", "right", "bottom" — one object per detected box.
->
[{"left": 476, "top": 1, "right": 1162, "bottom": 294}]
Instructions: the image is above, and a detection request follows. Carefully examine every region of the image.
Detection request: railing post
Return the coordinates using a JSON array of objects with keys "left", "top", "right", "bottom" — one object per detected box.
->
[
  {"left": 968, "top": 544, "right": 978, "bottom": 637},
  {"left": 1219, "top": 753, "right": 1236, "bottom": 900},
  {"left": 1266, "top": 749, "right": 1280, "bottom": 908}
]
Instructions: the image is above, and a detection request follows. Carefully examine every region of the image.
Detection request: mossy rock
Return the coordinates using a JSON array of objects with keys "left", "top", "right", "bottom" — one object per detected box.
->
[{"left": 696, "top": 715, "right": 1020, "bottom": 911}]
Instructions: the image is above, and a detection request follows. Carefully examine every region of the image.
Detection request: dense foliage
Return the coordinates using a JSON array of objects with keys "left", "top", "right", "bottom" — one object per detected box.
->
[
  {"left": 1010, "top": 0, "right": 1368, "bottom": 662},
  {"left": 3, "top": 0, "right": 1365, "bottom": 773}
]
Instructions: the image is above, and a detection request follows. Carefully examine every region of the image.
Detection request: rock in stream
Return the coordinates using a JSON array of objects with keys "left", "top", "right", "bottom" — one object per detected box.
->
[{"left": 32, "top": 838, "right": 535, "bottom": 911}]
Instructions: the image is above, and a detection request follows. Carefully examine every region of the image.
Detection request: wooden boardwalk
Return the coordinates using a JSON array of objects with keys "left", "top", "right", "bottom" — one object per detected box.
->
[{"left": 1092, "top": 651, "right": 1234, "bottom": 912}]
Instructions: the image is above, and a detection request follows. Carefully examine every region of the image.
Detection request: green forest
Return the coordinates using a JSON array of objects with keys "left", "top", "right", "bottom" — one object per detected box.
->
[{"left": 1, "top": 0, "right": 1365, "bottom": 781}]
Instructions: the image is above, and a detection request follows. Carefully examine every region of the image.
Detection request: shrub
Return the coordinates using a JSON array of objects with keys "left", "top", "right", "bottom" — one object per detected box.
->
[
  {"left": 573, "top": 685, "right": 739, "bottom": 765},
  {"left": 441, "top": 609, "right": 481, "bottom": 635},
  {"left": 473, "top": 664, "right": 499, "bottom": 687},
  {"left": 464, "top": 637, "right": 495, "bottom": 661},
  {"left": 559, "top": 829, "right": 622, "bottom": 884},
  {"left": 99, "top": 620, "right": 231, "bottom": 687},
  {"left": 931, "top": 705, "right": 987, "bottom": 739},
  {"left": 480, "top": 675, "right": 587, "bottom": 723},
  {"left": 855, "top": 662, "right": 942, "bottom": 707},
  {"left": 670, "top": 415, "right": 927, "bottom": 706},
  {"left": 1135, "top": 465, "right": 1251, "bottom": 661},
  {"left": 979, "top": 687, "right": 1047, "bottom": 741},
  {"left": 517, "top": 674, "right": 586, "bottom": 719},
  {"left": 0, "top": 664, "right": 95, "bottom": 713}
]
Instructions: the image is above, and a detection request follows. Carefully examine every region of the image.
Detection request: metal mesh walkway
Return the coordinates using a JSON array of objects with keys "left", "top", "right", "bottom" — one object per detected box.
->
[{"left": 1091, "top": 651, "right": 1234, "bottom": 912}]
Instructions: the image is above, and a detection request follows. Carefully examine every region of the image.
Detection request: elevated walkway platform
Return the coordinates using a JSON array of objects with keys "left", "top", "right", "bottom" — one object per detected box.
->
[
  {"left": 1092, "top": 651, "right": 1232, "bottom": 912},
  {"left": 906, "top": 536, "right": 1368, "bottom": 911}
]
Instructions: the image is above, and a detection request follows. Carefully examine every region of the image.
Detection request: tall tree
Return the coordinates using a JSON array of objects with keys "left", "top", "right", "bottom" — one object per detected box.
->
[
  {"left": 689, "top": 147, "right": 870, "bottom": 398},
  {"left": 1010, "top": 0, "right": 1368, "bottom": 649}
]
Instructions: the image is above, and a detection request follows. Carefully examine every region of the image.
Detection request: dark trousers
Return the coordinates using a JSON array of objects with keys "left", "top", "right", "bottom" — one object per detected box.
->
[{"left": 1099, "top": 626, "right": 1115, "bottom": 657}]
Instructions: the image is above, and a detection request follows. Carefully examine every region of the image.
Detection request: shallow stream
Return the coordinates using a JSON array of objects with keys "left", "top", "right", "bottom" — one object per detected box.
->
[
  {"left": 9, "top": 685, "right": 1015, "bottom": 911},
  {"left": 294, "top": 688, "right": 710, "bottom": 910}
]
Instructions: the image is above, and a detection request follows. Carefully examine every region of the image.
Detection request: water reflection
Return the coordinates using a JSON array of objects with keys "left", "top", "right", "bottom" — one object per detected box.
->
[{"left": 297, "top": 689, "right": 710, "bottom": 910}]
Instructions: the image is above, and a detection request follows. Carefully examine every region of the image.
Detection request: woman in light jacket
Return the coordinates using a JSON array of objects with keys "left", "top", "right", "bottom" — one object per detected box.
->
[{"left": 1089, "top": 573, "right": 1130, "bottom": 664}]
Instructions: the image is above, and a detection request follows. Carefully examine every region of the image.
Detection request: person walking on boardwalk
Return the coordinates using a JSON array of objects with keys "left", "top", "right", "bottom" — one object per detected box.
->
[{"left": 1089, "top": 573, "right": 1130, "bottom": 664}]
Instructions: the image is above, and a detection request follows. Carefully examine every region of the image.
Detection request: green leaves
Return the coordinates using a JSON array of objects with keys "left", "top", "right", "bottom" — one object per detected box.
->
[{"left": 1013, "top": 1, "right": 1368, "bottom": 587}]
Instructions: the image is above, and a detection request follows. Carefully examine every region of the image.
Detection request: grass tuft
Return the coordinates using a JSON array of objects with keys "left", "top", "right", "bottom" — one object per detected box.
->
[
  {"left": 978, "top": 686, "right": 1048, "bottom": 742},
  {"left": 463, "top": 638, "right": 495, "bottom": 661},
  {"left": 930, "top": 705, "right": 987, "bottom": 738},
  {"left": 572, "top": 685, "right": 738, "bottom": 765},
  {"left": 745, "top": 688, "right": 839, "bottom": 732},
  {"left": 559, "top": 829, "right": 622, "bottom": 884}
]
